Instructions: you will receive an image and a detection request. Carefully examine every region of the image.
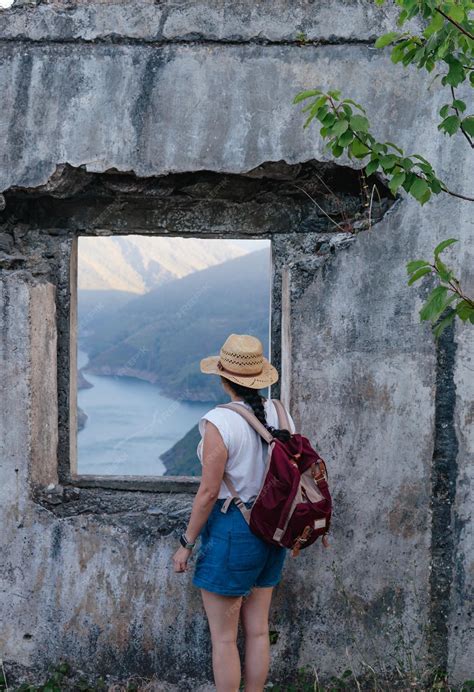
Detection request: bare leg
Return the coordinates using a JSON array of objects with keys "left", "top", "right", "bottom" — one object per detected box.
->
[
  {"left": 200, "top": 588, "right": 243, "bottom": 692},
  {"left": 240, "top": 586, "right": 274, "bottom": 692}
]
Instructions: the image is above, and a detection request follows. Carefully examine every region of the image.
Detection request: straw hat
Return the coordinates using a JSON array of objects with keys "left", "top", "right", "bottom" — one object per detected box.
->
[{"left": 200, "top": 334, "right": 279, "bottom": 389}]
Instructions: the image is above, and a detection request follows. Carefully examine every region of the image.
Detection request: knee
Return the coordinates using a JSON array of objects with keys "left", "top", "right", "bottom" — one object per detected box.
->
[
  {"left": 243, "top": 625, "right": 269, "bottom": 641},
  {"left": 211, "top": 632, "right": 238, "bottom": 647}
]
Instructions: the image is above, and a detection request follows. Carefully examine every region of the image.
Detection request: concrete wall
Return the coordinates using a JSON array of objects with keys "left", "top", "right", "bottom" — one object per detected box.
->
[{"left": 0, "top": 1, "right": 472, "bottom": 687}]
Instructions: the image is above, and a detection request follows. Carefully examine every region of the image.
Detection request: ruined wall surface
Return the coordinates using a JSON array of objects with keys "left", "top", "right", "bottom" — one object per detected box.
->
[{"left": 0, "top": 1, "right": 473, "bottom": 688}]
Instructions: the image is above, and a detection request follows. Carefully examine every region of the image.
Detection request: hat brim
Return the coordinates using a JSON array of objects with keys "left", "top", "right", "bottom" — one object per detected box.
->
[{"left": 200, "top": 355, "right": 279, "bottom": 389}]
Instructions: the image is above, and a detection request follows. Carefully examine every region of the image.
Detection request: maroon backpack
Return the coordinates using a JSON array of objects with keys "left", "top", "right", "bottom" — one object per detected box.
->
[{"left": 218, "top": 399, "right": 332, "bottom": 557}]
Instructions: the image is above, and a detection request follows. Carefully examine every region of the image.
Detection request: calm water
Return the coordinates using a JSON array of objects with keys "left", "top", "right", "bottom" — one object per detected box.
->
[{"left": 77, "top": 349, "right": 210, "bottom": 476}]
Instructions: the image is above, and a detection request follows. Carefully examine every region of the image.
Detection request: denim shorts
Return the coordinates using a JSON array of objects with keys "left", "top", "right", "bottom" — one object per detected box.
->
[{"left": 192, "top": 498, "right": 287, "bottom": 597}]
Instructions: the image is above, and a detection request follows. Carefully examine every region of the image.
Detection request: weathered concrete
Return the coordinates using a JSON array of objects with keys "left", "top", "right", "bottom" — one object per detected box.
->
[
  {"left": 0, "top": 0, "right": 472, "bottom": 688},
  {"left": 0, "top": 0, "right": 416, "bottom": 44}
]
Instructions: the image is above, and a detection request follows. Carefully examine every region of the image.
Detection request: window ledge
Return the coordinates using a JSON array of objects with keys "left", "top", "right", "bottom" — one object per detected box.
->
[{"left": 70, "top": 474, "right": 200, "bottom": 494}]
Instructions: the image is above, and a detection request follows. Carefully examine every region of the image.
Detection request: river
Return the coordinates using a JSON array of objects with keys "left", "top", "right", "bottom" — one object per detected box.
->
[{"left": 77, "top": 349, "right": 211, "bottom": 476}]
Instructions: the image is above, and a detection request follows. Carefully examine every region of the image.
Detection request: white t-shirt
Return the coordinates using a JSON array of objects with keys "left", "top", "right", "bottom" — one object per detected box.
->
[{"left": 196, "top": 399, "right": 296, "bottom": 502}]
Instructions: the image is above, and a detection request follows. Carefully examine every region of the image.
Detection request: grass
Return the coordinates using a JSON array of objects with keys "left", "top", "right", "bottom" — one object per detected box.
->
[{"left": 1, "top": 660, "right": 473, "bottom": 692}]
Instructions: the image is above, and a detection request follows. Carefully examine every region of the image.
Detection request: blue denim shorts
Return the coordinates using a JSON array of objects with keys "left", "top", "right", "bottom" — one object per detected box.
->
[{"left": 192, "top": 498, "right": 287, "bottom": 597}]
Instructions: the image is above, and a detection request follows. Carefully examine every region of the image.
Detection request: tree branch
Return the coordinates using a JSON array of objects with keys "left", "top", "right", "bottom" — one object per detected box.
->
[
  {"left": 450, "top": 86, "right": 474, "bottom": 150},
  {"left": 324, "top": 98, "right": 474, "bottom": 202},
  {"left": 439, "top": 184, "right": 474, "bottom": 202},
  {"left": 435, "top": 8, "right": 474, "bottom": 40}
]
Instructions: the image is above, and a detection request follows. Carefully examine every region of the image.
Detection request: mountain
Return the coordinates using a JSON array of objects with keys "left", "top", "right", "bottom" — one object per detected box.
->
[
  {"left": 80, "top": 248, "right": 271, "bottom": 402},
  {"left": 161, "top": 423, "right": 202, "bottom": 476},
  {"left": 78, "top": 235, "right": 253, "bottom": 294}
]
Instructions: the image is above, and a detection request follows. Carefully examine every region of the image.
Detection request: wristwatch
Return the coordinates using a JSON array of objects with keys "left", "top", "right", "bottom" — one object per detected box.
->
[{"left": 179, "top": 533, "right": 196, "bottom": 550}]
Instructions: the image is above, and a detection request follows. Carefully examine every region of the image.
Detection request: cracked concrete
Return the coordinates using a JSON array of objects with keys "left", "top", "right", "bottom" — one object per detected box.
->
[{"left": 0, "top": 1, "right": 473, "bottom": 688}]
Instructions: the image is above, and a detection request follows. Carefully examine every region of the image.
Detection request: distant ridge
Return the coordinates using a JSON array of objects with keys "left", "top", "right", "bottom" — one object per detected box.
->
[
  {"left": 78, "top": 235, "right": 250, "bottom": 293},
  {"left": 81, "top": 248, "right": 271, "bottom": 402}
]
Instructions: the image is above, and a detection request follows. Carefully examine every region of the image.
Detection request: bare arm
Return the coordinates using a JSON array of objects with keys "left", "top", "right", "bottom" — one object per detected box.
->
[{"left": 172, "top": 420, "right": 227, "bottom": 572}]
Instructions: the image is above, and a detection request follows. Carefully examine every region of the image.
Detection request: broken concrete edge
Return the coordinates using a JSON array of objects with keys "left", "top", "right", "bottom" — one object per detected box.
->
[
  {"left": 0, "top": 1, "right": 419, "bottom": 45},
  {"left": 32, "top": 477, "right": 197, "bottom": 523},
  {"left": 0, "top": 157, "right": 375, "bottom": 196}
]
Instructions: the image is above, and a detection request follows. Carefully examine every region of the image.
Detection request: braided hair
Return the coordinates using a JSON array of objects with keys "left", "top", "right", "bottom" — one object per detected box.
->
[{"left": 220, "top": 376, "right": 291, "bottom": 442}]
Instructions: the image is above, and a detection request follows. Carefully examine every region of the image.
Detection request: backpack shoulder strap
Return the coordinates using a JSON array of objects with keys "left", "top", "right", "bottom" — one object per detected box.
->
[
  {"left": 271, "top": 398, "right": 292, "bottom": 432},
  {"left": 217, "top": 403, "right": 274, "bottom": 444}
]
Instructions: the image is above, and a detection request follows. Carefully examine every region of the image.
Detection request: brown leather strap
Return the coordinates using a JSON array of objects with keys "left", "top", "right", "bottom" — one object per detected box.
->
[
  {"left": 221, "top": 472, "right": 251, "bottom": 522},
  {"left": 217, "top": 403, "right": 274, "bottom": 444},
  {"left": 272, "top": 398, "right": 292, "bottom": 432}
]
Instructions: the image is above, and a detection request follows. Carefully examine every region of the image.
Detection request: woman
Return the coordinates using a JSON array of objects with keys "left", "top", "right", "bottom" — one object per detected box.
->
[{"left": 172, "top": 333, "right": 295, "bottom": 692}]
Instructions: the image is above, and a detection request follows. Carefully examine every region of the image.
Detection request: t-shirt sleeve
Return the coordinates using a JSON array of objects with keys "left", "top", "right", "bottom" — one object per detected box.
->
[{"left": 198, "top": 408, "right": 233, "bottom": 453}]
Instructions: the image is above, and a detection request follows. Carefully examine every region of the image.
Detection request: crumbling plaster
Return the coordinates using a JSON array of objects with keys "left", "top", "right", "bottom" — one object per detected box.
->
[{"left": 0, "top": 1, "right": 473, "bottom": 688}]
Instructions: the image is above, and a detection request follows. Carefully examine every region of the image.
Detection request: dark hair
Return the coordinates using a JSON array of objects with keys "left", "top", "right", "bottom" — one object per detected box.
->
[{"left": 220, "top": 376, "right": 291, "bottom": 442}]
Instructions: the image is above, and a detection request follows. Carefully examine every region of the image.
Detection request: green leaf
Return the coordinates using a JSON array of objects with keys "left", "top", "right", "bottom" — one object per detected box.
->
[
  {"left": 391, "top": 44, "right": 406, "bottom": 64},
  {"left": 350, "top": 115, "right": 370, "bottom": 132},
  {"left": 373, "top": 142, "right": 388, "bottom": 156},
  {"left": 419, "top": 188, "right": 431, "bottom": 205},
  {"left": 424, "top": 12, "right": 444, "bottom": 37},
  {"left": 410, "top": 178, "right": 429, "bottom": 202},
  {"left": 350, "top": 139, "right": 371, "bottom": 158},
  {"left": 341, "top": 103, "right": 353, "bottom": 118},
  {"left": 385, "top": 141, "right": 404, "bottom": 155},
  {"left": 332, "top": 119, "right": 349, "bottom": 136},
  {"left": 338, "top": 130, "right": 354, "bottom": 147},
  {"left": 438, "top": 115, "right": 461, "bottom": 135},
  {"left": 303, "top": 112, "right": 317, "bottom": 128},
  {"left": 442, "top": 58, "right": 465, "bottom": 88},
  {"left": 448, "top": 7, "right": 464, "bottom": 23},
  {"left": 322, "top": 112, "right": 337, "bottom": 127},
  {"left": 456, "top": 301, "right": 474, "bottom": 321},
  {"left": 434, "top": 256, "right": 453, "bottom": 283},
  {"left": 293, "top": 89, "right": 321, "bottom": 104},
  {"left": 328, "top": 89, "right": 341, "bottom": 99},
  {"left": 430, "top": 178, "right": 443, "bottom": 194},
  {"left": 365, "top": 159, "right": 379, "bottom": 176},
  {"left": 452, "top": 99, "right": 467, "bottom": 113},
  {"left": 344, "top": 99, "right": 366, "bottom": 114},
  {"left": 375, "top": 31, "right": 400, "bottom": 48},
  {"left": 316, "top": 105, "right": 329, "bottom": 121},
  {"left": 401, "top": 157, "right": 414, "bottom": 171},
  {"left": 433, "top": 310, "right": 456, "bottom": 340},
  {"left": 412, "top": 154, "right": 431, "bottom": 165},
  {"left": 462, "top": 117, "right": 474, "bottom": 137},
  {"left": 408, "top": 266, "right": 432, "bottom": 285},
  {"left": 388, "top": 171, "right": 406, "bottom": 194},
  {"left": 332, "top": 144, "right": 344, "bottom": 157},
  {"left": 407, "top": 259, "right": 429, "bottom": 274},
  {"left": 380, "top": 154, "right": 398, "bottom": 171},
  {"left": 402, "top": 172, "right": 417, "bottom": 193},
  {"left": 419, "top": 286, "right": 449, "bottom": 322},
  {"left": 439, "top": 103, "right": 451, "bottom": 118},
  {"left": 434, "top": 238, "right": 458, "bottom": 257}
]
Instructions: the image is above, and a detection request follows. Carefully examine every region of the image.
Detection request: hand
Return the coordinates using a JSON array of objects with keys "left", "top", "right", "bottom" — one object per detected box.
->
[
  {"left": 173, "top": 545, "right": 192, "bottom": 573},
  {"left": 322, "top": 534, "right": 330, "bottom": 548}
]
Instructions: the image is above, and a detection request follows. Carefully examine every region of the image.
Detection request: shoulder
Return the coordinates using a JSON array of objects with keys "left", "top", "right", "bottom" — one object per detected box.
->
[{"left": 199, "top": 405, "right": 241, "bottom": 448}]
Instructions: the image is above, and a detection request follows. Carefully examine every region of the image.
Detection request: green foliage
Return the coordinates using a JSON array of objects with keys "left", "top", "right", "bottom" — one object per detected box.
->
[
  {"left": 294, "top": 0, "right": 474, "bottom": 338},
  {"left": 269, "top": 629, "right": 280, "bottom": 645},
  {"left": 406, "top": 238, "right": 474, "bottom": 338},
  {"left": 293, "top": 89, "right": 446, "bottom": 205},
  {"left": 374, "top": 0, "right": 474, "bottom": 140}
]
